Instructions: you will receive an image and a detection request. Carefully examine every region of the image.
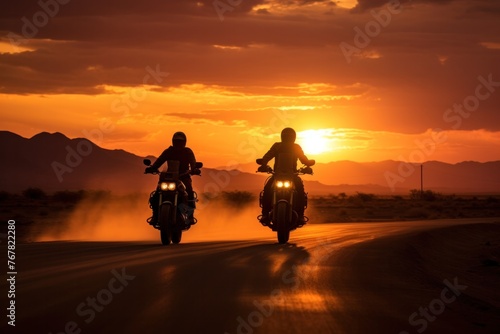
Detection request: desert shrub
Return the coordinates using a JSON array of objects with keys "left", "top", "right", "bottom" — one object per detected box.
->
[
  {"left": 427, "top": 203, "right": 443, "bottom": 212},
  {"left": 409, "top": 189, "right": 421, "bottom": 200},
  {"left": 404, "top": 207, "right": 430, "bottom": 219},
  {"left": 409, "top": 189, "right": 440, "bottom": 201},
  {"left": 486, "top": 196, "right": 498, "bottom": 203},
  {"left": 328, "top": 194, "right": 339, "bottom": 201},
  {"left": 22, "top": 187, "right": 46, "bottom": 200},
  {"left": 338, "top": 209, "right": 348, "bottom": 216},
  {"left": 355, "top": 192, "right": 376, "bottom": 202},
  {"left": 200, "top": 192, "right": 217, "bottom": 201},
  {"left": 421, "top": 190, "right": 440, "bottom": 201},
  {"left": 0, "top": 191, "right": 10, "bottom": 201},
  {"left": 81, "top": 190, "right": 112, "bottom": 200},
  {"left": 53, "top": 190, "right": 85, "bottom": 203},
  {"left": 221, "top": 191, "right": 256, "bottom": 207}
]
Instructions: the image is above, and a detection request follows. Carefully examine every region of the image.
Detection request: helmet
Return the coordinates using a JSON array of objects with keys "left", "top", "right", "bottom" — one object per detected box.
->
[
  {"left": 172, "top": 131, "right": 187, "bottom": 148},
  {"left": 280, "top": 127, "right": 296, "bottom": 143}
]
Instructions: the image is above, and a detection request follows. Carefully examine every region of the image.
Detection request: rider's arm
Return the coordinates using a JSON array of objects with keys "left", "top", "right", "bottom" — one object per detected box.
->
[
  {"left": 151, "top": 148, "right": 170, "bottom": 170},
  {"left": 261, "top": 143, "right": 279, "bottom": 165},
  {"left": 295, "top": 144, "right": 311, "bottom": 165},
  {"left": 186, "top": 148, "right": 197, "bottom": 171}
]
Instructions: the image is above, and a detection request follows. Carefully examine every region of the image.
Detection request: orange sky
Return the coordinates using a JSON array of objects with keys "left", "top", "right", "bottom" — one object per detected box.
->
[{"left": 1, "top": 0, "right": 499, "bottom": 167}]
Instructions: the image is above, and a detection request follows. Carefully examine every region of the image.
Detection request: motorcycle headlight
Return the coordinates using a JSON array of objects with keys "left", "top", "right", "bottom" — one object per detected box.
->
[
  {"left": 160, "top": 182, "right": 176, "bottom": 191},
  {"left": 276, "top": 180, "right": 292, "bottom": 188}
]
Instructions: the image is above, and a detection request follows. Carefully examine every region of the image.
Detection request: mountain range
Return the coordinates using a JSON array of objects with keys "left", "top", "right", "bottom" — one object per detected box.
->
[{"left": 1, "top": 131, "right": 499, "bottom": 195}]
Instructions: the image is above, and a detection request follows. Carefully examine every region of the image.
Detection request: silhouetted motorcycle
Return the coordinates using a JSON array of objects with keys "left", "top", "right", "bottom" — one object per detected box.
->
[
  {"left": 144, "top": 159, "right": 202, "bottom": 245},
  {"left": 256, "top": 154, "right": 314, "bottom": 244}
]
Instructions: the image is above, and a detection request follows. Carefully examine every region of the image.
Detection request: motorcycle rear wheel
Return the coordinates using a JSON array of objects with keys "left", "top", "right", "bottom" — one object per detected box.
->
[
  {"left": 276, "top": 202, "right": 290, "bottom": 244},
  {"left": 159, "top": 205, "right": 172, "bottom": 245}
]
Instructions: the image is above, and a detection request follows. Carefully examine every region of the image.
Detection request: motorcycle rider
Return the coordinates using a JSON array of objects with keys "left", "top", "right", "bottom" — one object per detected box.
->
[
  {"left": 257, "top": 127, "right": 314, "bottom": 226},
  {"left": 145, "top": 131, "right": 199, "bottom": 226}
]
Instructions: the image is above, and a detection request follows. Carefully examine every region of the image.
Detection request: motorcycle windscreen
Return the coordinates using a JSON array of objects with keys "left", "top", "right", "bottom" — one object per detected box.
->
[
  {"left": 163, "top": 160, "right": 180, "bottom": 179},
  {"left": 275, "top": 153, "right": 295, "bottom": 174}
]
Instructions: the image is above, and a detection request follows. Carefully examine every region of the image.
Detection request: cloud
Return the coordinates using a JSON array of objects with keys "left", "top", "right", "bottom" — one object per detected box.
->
[
  {"left": 164, "top": 112, "right": 249, "bottom": 127},
  {"left": 350, "top": 0, "right": 500, "bottom": 14},
  {"left": 1, "top": 0, "right": 499, "bottom": 138},
  {"left": 350, "top": 0, "right": 455, "bottom": 13}
]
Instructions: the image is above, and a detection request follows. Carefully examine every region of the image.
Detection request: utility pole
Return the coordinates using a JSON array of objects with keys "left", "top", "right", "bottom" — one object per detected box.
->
[{"left": 420, "top": 164, "right": 424, "bottom": 198}]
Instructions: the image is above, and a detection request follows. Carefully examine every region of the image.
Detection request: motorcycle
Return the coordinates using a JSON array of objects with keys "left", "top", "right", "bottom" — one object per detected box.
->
[
  {"left": 256, "top": 154, "right": 314, "bottom": 244},
  {"left": 143, "top": 159, "right": 202, "bottom": 245}
]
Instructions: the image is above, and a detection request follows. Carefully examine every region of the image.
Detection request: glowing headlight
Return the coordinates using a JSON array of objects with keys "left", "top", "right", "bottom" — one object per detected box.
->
[
  {"left": 160, "top": 182, "right": 176, "bottom": 191},
  {"left": 276, "top": 180, "right": 291, "bottom": 188}
]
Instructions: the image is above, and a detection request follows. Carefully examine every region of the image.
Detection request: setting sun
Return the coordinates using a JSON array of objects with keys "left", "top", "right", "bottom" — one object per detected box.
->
[{"left": 297, "top": 129, "right": 335, "bottom": 155}]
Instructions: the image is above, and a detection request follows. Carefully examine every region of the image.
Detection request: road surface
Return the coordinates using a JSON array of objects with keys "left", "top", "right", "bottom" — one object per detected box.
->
[{"left": 2, "top": 218, "right": 500, "bottom": 334}]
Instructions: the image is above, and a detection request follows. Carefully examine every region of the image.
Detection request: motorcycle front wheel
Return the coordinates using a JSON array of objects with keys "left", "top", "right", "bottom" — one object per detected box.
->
[
  {"left": 159, "top": 204, "right": 172, "bottom": 245},
  {"left": 171, "top": 213, "right": 183, "bottom": 244},
  {"left": 276, "top": 202, "right": 290, "bottom": 244}
]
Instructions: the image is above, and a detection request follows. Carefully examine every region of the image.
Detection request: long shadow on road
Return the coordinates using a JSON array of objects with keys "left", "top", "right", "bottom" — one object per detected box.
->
[{"left": 96, "top": 241, "right": 310, "bottom": 334}]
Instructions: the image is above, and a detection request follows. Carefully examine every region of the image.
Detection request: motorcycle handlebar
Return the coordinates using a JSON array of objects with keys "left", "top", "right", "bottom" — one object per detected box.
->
[
  {"left": 256, "top": 165, "right": 313, "bottom": 175},
  {"left": 144, "top": 168, "right": 202, "bottom": 176}
]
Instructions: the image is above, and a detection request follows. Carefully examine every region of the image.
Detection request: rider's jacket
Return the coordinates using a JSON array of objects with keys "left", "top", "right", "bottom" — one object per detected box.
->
[
  {"left": 261, "top": 142, "right": 309, "bottom": 173},
  {"left": 151, "top": 146, "right": 196, "bottom": 179}
]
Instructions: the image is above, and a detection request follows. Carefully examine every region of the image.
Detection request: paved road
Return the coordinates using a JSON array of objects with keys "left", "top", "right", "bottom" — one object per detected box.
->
[{"left": 2, "top": 218, "right": 499, "bottom": 334}]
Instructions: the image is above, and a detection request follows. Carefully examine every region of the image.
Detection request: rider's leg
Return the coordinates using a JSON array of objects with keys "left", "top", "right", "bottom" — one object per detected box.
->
[
  {"left": 148, "top": 190, "right": 159, "bottom": 225},
  {"left": 182, "top": 177, "right": 196, "bottom": 224},
  {"left": 260, "top": 176, "right": 274, "bottom": 225},
  {"left": 293, "top": 176, "right": 306, "bottom": 224}
]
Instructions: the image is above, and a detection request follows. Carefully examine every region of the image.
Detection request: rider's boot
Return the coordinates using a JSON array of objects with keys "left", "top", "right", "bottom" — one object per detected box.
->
[
  {"left": 297, "top": 212, "right": 307, "bottom": 227},
  {"left": 147, "top": 210, "right": 158, "bottom": 226},
  {"left": 258, "top": 213, "right": 270, "bottom": 226},
  {"left": 187, "top": 204, "right": 197, "bottom": 225},
  {"left": 189, "top": 215, "right": 197, "bottom": 225}
]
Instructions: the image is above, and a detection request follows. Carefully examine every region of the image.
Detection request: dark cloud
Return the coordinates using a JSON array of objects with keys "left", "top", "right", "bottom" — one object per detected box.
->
[
  {"left": 0, "top": 1, "right": 262, "bottom": 19},
  {"left": 350, "top": 0, "right": 500, "bottom": 13},
  {"left": 350, "top": 0, "right": 455, "bottom": 13},
  {"left": 0, "top": 0, "right": 499, "bottom": 132},
  {"left": 272, "top": 0, "right": 335, "bottom": 5},
  {"left": 466, "top": 0, "right": 500, "bottom": 15}
]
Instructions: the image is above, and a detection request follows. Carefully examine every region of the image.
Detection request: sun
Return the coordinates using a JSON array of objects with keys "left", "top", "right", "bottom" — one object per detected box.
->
[{"left": 297, "top": 129, "right": 334, "bottom": 155}]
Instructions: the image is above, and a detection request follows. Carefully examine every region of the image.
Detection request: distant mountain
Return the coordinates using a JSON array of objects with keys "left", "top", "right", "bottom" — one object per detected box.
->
[
  {"left": 310, "top": 160, "right": 500, "bottom": 193},
  {"left": 220, "top": 158, "right": 500, "bottom": 194},
  {"left": 0, "top": 131, "right": 148, "bottom": 193},
  {"left": 1, "top": 131, "right": 499, "bottom": 194}
]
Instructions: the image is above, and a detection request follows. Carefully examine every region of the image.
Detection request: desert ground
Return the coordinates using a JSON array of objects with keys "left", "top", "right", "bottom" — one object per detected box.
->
[{"left": 1, "top": 190, "right": 499, "bottom": 334}]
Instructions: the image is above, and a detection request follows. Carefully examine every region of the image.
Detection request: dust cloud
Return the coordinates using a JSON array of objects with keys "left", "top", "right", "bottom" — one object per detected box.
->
[
  {"left": 33, "top": 193, "right": 270, "bottom": 242},
  {"left": 185, "top": 200, "right": 271, "bottom": 242},
  {"left": 34, "top": 193, "right": 157, "bottom": 241}
]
